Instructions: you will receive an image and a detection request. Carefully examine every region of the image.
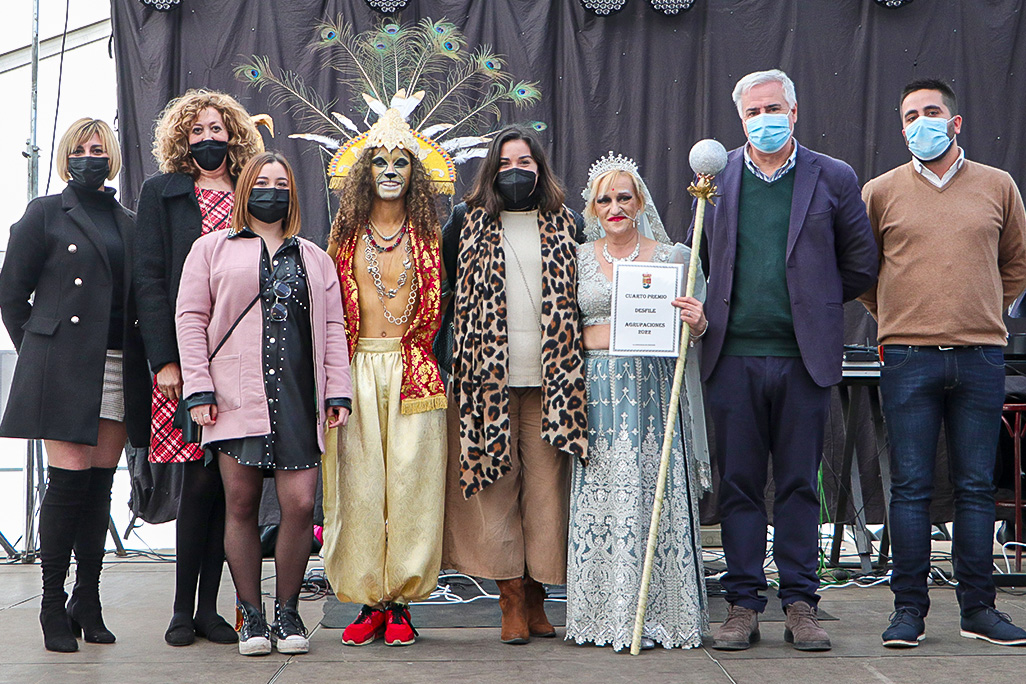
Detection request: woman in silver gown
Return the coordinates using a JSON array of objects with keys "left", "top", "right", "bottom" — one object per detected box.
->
[{"left": 565, "top": 152, "right": 713, "bottom": 651}]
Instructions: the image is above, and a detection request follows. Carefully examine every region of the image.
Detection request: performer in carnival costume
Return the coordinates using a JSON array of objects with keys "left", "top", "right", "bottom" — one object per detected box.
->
[
  {"left": 234, "top": 15, "right": 546, "bottom": 647},
  {"left": 565, "top": 152, "right": 712, "bottom": 651}
]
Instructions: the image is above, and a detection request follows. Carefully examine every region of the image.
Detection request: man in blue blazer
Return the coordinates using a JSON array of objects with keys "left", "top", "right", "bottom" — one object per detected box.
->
[{"left": 694, "top": 69, "right": 878, "bottom": 652}]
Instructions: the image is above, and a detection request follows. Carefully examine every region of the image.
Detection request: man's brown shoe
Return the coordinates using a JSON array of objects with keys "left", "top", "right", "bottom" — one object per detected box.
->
[
  {"left": 784, "top": 601, "right": 832, "bottom": 651},
  {"left": 496, "top": 579, "right": 530, "bottom": 644},
  {"left": 523, "top": 577, "right": 556, "bottom": 638},
  {"left": 712, "top": 604, "right": 760, "bottom": 650}
]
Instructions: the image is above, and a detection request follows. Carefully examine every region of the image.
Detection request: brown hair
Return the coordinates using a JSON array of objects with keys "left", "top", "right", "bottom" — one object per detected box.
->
[
  {"left": 56, "top": 118, "right": 122, "bottom": 182},
  {"left": 463, "top": 126, "right": 565, "bottom": 219},
  {"left": 152, "top": 89, "right": 264, "bottom": 179},
  {"left": 231, "top": 152, "right": 302, "bottom": 239},
  {"left": 328, "top": 147, "right": 441, "bottom": 246}
]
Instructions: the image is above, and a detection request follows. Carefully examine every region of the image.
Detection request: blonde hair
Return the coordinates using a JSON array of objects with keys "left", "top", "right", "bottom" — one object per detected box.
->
[
  {"left": 55, "top": 118, "right": 121, "bottom": 182},
  {"left": 583, "top": 170, "right": 645, "bottom": 224},
  {"left": 152, "top": 89, "right": 264, "bottom": 178},
  {"left": 232, "top": 152, "right": 302, "bottom": 239}
]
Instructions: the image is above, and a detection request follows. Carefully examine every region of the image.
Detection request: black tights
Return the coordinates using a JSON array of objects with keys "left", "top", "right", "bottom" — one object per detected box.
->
[
  {"left": 172, "top": 459, "right": 227, "bottom": 621},
  {"left": 218, "top": 452, "right": 316, "bottom": 606}
]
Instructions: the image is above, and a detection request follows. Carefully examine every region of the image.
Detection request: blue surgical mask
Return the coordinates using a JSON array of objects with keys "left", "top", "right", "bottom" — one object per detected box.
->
[
  {"left": 904, "top": 116, "right": 954, "bottom": 162},
  {"left": 745, "top": 113, "right": 792, "bottom": 154}
]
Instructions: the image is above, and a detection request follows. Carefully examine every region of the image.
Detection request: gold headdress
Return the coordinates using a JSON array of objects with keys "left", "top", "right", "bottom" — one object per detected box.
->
[
  {"left": 325, "top": 91, "right": 456, "bottom": 193},
  {"left": 236, "top": 16, "right": 544, "bottom": 197}
]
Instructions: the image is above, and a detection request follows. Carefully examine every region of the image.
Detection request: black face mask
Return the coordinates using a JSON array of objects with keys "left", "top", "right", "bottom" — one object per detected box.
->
[
  {"left": 496, "top": 168, "right": 538, "bottom": 210},
  {"left": 189, "top": 139, "right": 229, "bottom": 171},
  {"left": 248, "top": 187, "right": 290, "bottom": 224},
  {"left": 67, "top": 157, "right": 110, "bottom": 190}
]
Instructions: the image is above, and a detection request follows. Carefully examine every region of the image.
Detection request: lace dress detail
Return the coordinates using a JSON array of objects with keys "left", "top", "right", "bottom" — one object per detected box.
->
[{"left": 565, "top": 240, "right": 708, "bottom": 650}]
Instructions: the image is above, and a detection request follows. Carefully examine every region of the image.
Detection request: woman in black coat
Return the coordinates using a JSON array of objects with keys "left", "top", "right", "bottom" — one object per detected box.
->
[
  {"left": 0, "top": 118, "right": 150, "bottom": 652},
  {"left": 133, "top": 89, "right": 264, "bottom": 647}
]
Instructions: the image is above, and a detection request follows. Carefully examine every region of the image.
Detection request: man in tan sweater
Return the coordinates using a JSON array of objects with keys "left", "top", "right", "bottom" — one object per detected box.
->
[{"left": 860, "top": 79, "right": 1026, "bottom": 649}]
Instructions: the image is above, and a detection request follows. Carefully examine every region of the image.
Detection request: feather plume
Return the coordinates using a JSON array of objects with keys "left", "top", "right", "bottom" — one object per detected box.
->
[
  {"left": 311, "top": 16, "right": 383, "bottom": 103},
  {"left": 420, "top": 123, "right": 453, "bottom": 138},
  {"left": 332, "top": 112, "right": 360, "bottom": 133},
  {"left": 390, "top": 89, "right": 425, "bottom": 120},
  {"left": 452, "top": 148, "right": 489, "bottom": 164},
  {"left": 363, "top": 93, "right": 388, "bottom": 118},
  {"left": 440, "top": 135, "right": 490, "bottom": 152},
  {"left": 234, "top": 56, "right": 350, "bottom": 139},
  {"left": 288, "top": 133, "right": 341, "bottom": 151}
]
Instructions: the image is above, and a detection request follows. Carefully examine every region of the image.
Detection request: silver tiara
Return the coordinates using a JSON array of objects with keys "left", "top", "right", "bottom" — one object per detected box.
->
[{"left": 587, "top": 151, "right": 639, "bottom": 185}]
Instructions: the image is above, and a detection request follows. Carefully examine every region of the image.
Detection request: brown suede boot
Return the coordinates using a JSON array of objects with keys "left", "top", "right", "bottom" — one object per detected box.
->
[
  {"left": 784, "top": 601, "right": 831, "bottom": 651},
  {"left": 712, "top": 604, "right": 760, "bottom": 650},
  {"left": 496, "top": 579, "right": 530, "bottom": 644},
  {"left": 523, "top": 577, "right": 556, "bottom": 638}
]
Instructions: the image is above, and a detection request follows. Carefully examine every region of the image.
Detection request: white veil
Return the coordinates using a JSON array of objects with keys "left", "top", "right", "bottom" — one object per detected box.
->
[{"left": 580, "top": 152, "right": 712, "bottom": 492}]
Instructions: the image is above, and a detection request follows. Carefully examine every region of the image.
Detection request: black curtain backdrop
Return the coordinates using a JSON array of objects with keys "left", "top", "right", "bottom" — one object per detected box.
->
[{"left": 111, "top": 0, "right": 1026, "bottom": 525}]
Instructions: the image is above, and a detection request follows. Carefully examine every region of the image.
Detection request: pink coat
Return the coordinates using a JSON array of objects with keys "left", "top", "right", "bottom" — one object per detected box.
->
[{"left": 175, "top": 230, "right": 352, "bottom": 452}]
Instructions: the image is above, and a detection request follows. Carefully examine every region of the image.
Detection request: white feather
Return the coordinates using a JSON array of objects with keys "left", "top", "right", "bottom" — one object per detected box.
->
[
  {"left": 332, "top": 112, "right": 360, "bottom": 133},
  {"left": 452, "top": 147, "right": 489, "bottom": 164},
  {"left": 440, "top": 135, "right": 490, "bottom": 152},
  {"left": 288, "top": 133, "right": 341, "bottom": 151},
  {"left": 363, "top": 94, "right": 387, "bottom": 117},
  {"left": 390, "top": 90, "right": 425, "bottom": 120},
  {"left": 420, "top": 123, "right": 453, "bottom": 138}
]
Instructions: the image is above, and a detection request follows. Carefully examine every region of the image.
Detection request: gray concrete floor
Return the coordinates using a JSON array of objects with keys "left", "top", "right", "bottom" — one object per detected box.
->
[{"left": 1, "top": 558, "right": 1024, "bottom": 684}]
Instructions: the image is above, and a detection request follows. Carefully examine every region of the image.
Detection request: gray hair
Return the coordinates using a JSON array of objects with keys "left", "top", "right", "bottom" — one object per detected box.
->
[{"left": 732, "top": 69, "right": 797, "bottom": 117}]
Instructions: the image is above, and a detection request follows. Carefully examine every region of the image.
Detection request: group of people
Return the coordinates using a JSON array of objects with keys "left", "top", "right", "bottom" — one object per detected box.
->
[{"left": 1, "top": 66, "right": 1025, "bottom": 660}]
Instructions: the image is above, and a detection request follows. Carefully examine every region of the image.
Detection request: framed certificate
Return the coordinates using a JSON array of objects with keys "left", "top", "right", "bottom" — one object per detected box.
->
[{"left": 609, "top": 261, "right": 684, "bottom": 357}]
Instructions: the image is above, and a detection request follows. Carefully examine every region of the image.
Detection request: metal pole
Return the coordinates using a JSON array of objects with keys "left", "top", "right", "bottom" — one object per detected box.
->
[
  {"left": 21, "top": 0, "right": 42, "bottom": 564},
  {"left": 26, "top": 0, "right": 40, "bottom": 201}
]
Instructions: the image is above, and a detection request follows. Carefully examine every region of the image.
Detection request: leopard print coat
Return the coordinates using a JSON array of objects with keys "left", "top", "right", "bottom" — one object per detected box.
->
[{"left": 452, "top": 206, "right": 588, "bottom": 498}]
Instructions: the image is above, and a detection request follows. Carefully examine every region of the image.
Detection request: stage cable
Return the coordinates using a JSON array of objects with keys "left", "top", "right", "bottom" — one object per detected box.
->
[{"left": 44, "top": 0, "right": 71, "bottom": 195}]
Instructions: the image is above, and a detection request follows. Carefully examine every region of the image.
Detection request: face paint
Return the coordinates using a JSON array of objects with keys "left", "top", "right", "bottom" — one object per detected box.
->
[{"left": 371, "top": 148, "right": 412, "bottom": 201}]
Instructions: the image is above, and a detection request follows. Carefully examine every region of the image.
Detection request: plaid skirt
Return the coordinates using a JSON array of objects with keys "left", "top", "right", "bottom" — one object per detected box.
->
[{"left": 148, "top": 377, "right": 205, "bottom": 463}]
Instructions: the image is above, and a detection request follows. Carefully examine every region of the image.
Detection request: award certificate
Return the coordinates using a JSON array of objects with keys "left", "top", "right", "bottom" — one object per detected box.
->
[{"left": 609, "top": 261, "right": 684, "bottom": 357}]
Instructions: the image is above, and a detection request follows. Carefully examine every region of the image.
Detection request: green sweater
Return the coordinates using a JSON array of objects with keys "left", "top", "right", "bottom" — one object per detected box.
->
[{"left": 722, "top": 166, "right": 800, "bottom": 357}]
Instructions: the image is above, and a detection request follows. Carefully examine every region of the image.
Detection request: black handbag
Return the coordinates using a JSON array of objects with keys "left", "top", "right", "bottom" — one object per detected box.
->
[{"left": 173, "top": 284, "right": 268, "bottom": 443}]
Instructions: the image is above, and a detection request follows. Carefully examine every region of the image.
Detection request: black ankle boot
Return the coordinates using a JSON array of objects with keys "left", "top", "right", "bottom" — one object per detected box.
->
[
  {"left": 38, "top": 466, "right": 90, "bottom": 653},
  {"left": 67, "top": 467, "right": 116, "bottom": 644}
]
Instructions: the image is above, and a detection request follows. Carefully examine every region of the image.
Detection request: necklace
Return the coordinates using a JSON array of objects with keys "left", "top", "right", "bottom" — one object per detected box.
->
[
  {"left": 369, "top": 218, "right": 406, "bottom": 243},
  {"left": 364, "top": 219, "right": 408, "bottom": 253},
  {"left": 363, "top": 233, "right": 418, "bottom": 326},
  {"left": 602, "top": 236, "right": 641, "bottom": 263},
  {"left": 502, "top": 235, "right": 544, "bottom": 333}
]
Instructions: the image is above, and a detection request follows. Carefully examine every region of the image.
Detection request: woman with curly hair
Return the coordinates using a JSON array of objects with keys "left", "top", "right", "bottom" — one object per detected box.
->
[
  {"left": 133, "top": 89, "right": 264, "bottom": 647},
  {"left": 320, "top": 118, "right": 448, "bottom": 647}
]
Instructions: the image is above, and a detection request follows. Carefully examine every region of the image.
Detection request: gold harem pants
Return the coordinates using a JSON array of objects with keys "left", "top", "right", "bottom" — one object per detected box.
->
[{"left": 321, "top": 338, "right": 446, "bottom": 606}]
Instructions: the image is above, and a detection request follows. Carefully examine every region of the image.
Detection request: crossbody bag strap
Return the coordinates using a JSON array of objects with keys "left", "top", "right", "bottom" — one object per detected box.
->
[{"left": 207, "top": 258, "right": 284, "bottom": 362}]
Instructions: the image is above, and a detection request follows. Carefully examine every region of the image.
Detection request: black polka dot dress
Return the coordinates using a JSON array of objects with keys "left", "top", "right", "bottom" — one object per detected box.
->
[{"left": 214, "top": 233, "right": 319, "bottom": 471}]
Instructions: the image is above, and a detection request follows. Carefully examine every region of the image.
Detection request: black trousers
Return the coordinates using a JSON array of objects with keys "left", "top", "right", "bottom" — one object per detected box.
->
[{"left": 705, "top": 355, "right": 830, "bottom": 613}]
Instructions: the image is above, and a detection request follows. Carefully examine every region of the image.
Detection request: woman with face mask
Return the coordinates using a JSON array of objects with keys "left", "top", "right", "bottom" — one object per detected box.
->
[
  {"left": 133, "top": 90, "right": 264, "bottom": 647},
  {"left": 0, "top": 118, "right": 151, "bottom": 652},
  {"left": 176, "top": 152, "right": 352, "bottom": 655},
  {"left": 439, "top": 126, "right": 588, "bottom": 644}
]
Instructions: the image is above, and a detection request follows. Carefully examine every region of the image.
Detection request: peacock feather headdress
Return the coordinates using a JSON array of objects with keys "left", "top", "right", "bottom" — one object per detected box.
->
[{"left": 234, "top": 16, "right": 544, "bottom": 195}]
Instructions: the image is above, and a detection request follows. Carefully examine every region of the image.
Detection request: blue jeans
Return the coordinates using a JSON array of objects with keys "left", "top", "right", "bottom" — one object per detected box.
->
[{"left": 880, "top": 345, "right": 1004, "bottom": 617}]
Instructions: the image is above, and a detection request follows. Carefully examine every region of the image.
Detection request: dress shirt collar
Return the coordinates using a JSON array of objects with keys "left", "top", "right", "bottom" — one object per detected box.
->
[
  {"left": 912, "top": 147, "right": 965, "bottom": 188},
  {"left": 743, "top": 139, "right": 798, "bottom": 183}
]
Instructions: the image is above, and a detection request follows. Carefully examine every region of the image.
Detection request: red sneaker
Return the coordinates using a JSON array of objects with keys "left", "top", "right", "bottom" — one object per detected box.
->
[
  {"left": 341, "top": 605, "right": 386, "bottom": 646},
  {"left": 384, "top": 604, "right": 418, "bottom": 646}
]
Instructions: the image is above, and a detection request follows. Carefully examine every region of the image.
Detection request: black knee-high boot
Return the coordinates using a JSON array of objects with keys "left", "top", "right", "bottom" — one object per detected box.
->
[
  {"left": 39, "top": 466, "right": 90, "bottom": 653},
  {"left": 67, "top": 466, "right": 117, "bottom": 643}
]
